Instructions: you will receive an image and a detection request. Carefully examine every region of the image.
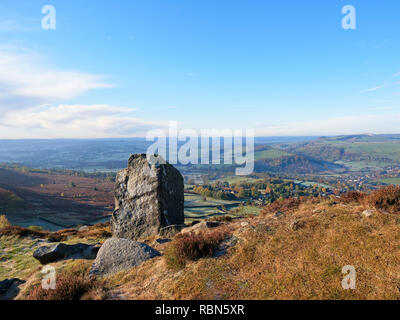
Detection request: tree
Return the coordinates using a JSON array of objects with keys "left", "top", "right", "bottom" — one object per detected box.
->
[
  {"left": 251, "top": 186, "right": 260, "bottom": 198},
  {"left": 238, "top": 188, "right": 249, "bottom": 198}
]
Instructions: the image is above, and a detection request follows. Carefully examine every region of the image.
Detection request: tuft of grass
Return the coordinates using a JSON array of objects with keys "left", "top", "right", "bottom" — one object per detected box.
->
[
  {"left": 26, "top": 260, "right": 108, "bottom": 300},
  {"left": 27, "top": 274, "right": 96, "bottom": 300},
  {"left": 165, "top": 229, "right": 227, "bottom": 271},
  {"left": 260, "top": 198, "right": 301, "bottom": 216},
  {"left": 0, "top": 225, "right": 48, "bottom": 238},
  {"left": 340, "top": 190, "right": 366, "bottom": 203},
  {"left": 0, "top": 214, "right": 11, "bottom": 228},
  {"left": 28, "top": 225, "right": 44, "bottom": 232}
]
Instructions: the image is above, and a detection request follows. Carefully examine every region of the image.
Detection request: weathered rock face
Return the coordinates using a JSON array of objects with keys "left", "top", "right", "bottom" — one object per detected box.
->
[
  {"left": 111, "top": 154, "right": 184, "bottom": 240},
  {"left": 89, "top": 238, "right": 160, "bottom": 277},
  {"left": 33, "top": 243, "right": 100, "bottom": 264}
]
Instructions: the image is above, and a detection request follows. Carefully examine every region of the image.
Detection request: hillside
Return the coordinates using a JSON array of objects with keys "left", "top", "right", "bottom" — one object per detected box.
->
[
  {"left": 283, "top": 134, "right": 400, "bottom": 169},
  {"left": 2, "top": 187, "right": 400, "bottom": 300},
  {"left": 0, "top": 167, "right": 114, "bottom": 230}
]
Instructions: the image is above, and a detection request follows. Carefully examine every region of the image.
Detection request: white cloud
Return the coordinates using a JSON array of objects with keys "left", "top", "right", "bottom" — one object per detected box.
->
[
  {"left": 0, "top": 45, "right": 113, "bottom": 111},
  {"left": 0, "top": 104, "right": 167, "bottom": 139},
  {"left": 256, "top": 113, "right": 400, "bottom": 136},
  {"left": 0, "top": 45, "right": 168, "bottom": 138}
]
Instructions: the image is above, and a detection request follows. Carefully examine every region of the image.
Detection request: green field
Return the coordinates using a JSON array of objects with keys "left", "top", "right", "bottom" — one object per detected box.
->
[
  {"left": 184, "top": 193, "right": 253, "bottom": 223},
  {"left": 314, "top": 140, "right": 400, "bottom": 162},
  {"left": 254, "top": 148, "right": 291, "bottom": 160},
  {"left": 345, "top": 142, "right": 400, "bottom": 161},
  {"left": 335, "top": 160, "right": 384, "bottom": 171},
  {"left": 214, "top": 175, "right": 263, "bottom": 185},
  {"left": 378, "top": 177, "right": 400, "bottom": 185}
]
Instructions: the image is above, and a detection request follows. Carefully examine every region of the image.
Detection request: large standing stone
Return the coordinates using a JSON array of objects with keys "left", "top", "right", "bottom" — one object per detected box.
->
[
  {"left": 89, "top": 238, "right": 160, "bottom": 277},
  {"left": 111, "top": 154, "right": 184, "bottom": 240}
]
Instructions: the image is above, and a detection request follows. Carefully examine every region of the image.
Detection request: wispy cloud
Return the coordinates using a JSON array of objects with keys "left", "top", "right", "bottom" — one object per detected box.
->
[
  {"left": 361, "top": 85, "right": 384, "bottom": 93},
  {"left": 0, "top": 104, "right": 167, "bottom": 139},
  {"left": 256, "top": 113, "right": 400, "bottom": 136},
  {"left": 0, "top": 45, "right": 168, "bottom": 138},
  {"left": 0, "top": 45, "right": 113, "bottom": 111}
]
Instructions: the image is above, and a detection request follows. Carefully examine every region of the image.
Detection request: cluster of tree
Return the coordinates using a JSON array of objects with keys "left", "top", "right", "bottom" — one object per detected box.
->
[
  {"left": 203, "top": 177, "right": 332, "bottom": 204},
  {"left": 192, "top": 185, "right": 237, "bottom": 200},
  {"left": 254, "top": 155, "right": 339, "bottom": 174}
]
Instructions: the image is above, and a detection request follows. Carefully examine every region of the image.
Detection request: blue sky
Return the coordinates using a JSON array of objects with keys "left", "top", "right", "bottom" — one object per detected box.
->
[{"left": 0, "top": 0, "right": 399, "bottom": 138}]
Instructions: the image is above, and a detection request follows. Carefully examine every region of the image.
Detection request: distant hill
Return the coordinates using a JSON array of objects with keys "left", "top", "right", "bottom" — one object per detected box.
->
[
  {"left": 280, "top": 134, "right": 400, "bottom": 166},
  {"left": 316, "top": 134, "right": 400, "bottom": 143},
  {"left": 254, "top": 154, "right": 343, "bottom": 174}
]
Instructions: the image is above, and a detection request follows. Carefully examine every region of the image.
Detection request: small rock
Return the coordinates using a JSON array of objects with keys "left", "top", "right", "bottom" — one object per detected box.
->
[
  {"left": 289, "top": 218, "right": 303, "bottom": 231},
  {"left": 214, "top": 236, "right": 238, "bottom": 257},
  {"left": 274, "top": 211, "right": 284, "bottom": 218},
  {"left": 181, "top": 221, "right": 222, "bottom": 234},
  {"left": 78, "top": 226, "right": 89, "bottom": 232},
  {"left": 155, "top": 238, "right": 171, "bottom": 244},
  {"left": 240, "top": 222, "right": 249, "bottom": 227},
  {"left": 90, "top": 238, "right": 160, "bottom": 277},
  {"left": 362, "top": 209, "right": 373, "bottom": 217},
  {"left": 33, "top": 243, "right": 100, "bottom": 264},
  {"left": 0, "top": 278, "right": 25, "bottom": 300},
  {"left": 159, "top": 224, "right": 184, "bottom": 237}
]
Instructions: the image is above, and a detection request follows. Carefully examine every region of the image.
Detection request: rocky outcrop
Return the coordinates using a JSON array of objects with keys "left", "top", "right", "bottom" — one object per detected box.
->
[
  {"left": 0, "top": 278, "right": 25, "bottom": 300},
  {"left": 89, "top": 238, "right": 160, "bottom": 277},
  {"left": 33, "top": 243, "right": 100, "bottom": 264},
  {"left": 111, "top": 154, "right": 184, "bottom": 240}
]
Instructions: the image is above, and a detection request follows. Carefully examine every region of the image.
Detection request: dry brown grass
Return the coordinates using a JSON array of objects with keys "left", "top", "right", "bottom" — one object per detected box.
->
[
  {"left": 165, "top": 228, "right": 227, "bottom": 271},
  {"left": 26, "top": 260, "right": 108, "bottom": 300},
  {"left": 111, "top": 196, "right": 400, "bottom": 300},
  {"left": 27, "top": 274, "right": 95, "bottom": 300},
  {"left": 10, "top": 187, "right": 400, "bottom": 300},
  {"left": 260, "top": 197, "right": 301, "bottom": 216},
  {"left": 340, "top": 190, "right": 366, "bottom": 203}
]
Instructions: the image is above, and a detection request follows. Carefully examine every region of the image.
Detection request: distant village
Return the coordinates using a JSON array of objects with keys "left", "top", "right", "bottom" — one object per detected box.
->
[{"left": 184, "top": 163, "right": 400, "bottom": 206}]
